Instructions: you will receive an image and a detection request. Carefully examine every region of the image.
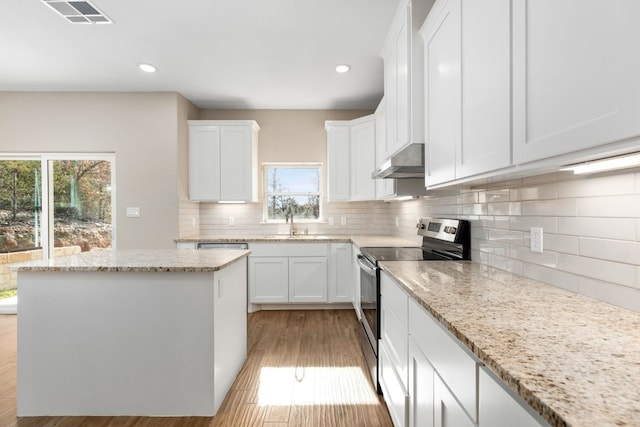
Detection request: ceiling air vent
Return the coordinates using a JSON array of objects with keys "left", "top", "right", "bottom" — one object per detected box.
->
[{"left": 42, "top": 0, "right": 113, "bottom": 24}]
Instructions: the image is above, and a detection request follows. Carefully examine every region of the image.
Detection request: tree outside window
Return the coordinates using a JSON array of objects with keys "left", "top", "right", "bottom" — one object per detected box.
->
[{"left": 264, "top": 165, "right": 321, "bottom": 222}]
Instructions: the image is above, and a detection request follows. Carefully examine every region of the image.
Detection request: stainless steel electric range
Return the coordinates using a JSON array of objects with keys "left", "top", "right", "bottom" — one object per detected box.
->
[{"left": 356, "top": 217, "right": 471, "bottom": 394}]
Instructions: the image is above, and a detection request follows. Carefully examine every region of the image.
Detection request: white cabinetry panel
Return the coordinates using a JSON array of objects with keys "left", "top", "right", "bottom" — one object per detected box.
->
[
  {"left": 188, "top": 120, "right": 259, "bottom": 202},
  {"left": 248, "top": 257, "right": 288, "bottom": 303},
  {"left": 422, "top": 0, "right": 460, "bottom": 185},
  {"left": 289, "top": 257, "right": 328, "bottom": 303},
  {"left": 329, "top": 243, "right": 352, "bottom": 303},
  {"left": 513, "top": 0, "right": 640, "bottom": 164}
]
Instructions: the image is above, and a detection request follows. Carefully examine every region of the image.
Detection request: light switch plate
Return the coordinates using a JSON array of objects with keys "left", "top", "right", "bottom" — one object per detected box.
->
[{"left": 126, "top": 207, "right": 141, "bottom": 218}]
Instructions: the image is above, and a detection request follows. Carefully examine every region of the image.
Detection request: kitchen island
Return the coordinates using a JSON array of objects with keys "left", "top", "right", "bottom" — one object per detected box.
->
[{"left": 15, "top": 249, "right": 250, "bottom": 417}]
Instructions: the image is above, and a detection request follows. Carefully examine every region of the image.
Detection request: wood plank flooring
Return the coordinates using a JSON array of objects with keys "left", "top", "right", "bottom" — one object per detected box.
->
[{"left": 0, "top": 310, "right": 393, "bottom": 427}]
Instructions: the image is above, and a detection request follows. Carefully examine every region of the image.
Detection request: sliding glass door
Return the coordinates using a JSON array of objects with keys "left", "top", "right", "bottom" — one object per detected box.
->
[{"left": 0, "top": 154, "right": 114, "bottom": 265}]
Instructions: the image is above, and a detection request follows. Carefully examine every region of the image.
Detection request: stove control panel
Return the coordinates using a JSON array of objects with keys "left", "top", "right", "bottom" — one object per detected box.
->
[{"left": 417, "top": 217, "right": 467, "bottom": 243}]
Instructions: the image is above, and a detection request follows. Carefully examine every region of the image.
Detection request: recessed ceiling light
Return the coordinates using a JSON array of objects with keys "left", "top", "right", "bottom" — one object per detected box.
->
[
  {"left": 138, "top": 63, "right": 157, "bottom": 73},
  {"left": 335, "top": 64, "right": 351, "bottom": 73}
]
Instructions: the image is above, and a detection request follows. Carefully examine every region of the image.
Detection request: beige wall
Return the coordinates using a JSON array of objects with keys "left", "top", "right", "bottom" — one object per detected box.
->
[{"left": 0, "top": 91, "right": 195, "bottom": 249}]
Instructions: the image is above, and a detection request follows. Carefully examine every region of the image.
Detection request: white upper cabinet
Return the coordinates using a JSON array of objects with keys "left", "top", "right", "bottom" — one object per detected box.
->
[
  {"left": 350, "top": 117, "right": 377, "bottom": 201},
  {"left": 374, "top": 98, "right": 396, "bottom": 199},
  {"left": 325, "top": 115, "right": 376, "bottom": 202},
  {"left": 512, "top": 0, "right": 640, "bottom": 164},
  {"left": 420, "top": 0, "right": 510, "bottom": 187},
  {"left": 381, "top": 0, "right": 432, "bottom": 159},
  {"left": 326, "top": 123, "right": 351, "bottom": 202},
  {"left": 421, "top": 0, "right": 460, "bottom": 185},
  {"left": 458, "top": 0, "right": 510, "bottom": 177},
  {"left": 188, "top": 120, "right": 259, "bottom": 202}
]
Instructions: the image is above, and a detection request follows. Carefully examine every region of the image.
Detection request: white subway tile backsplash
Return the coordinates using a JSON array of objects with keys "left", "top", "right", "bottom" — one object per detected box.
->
[
  {"left": 510, "top": 183, "right": 557, "bottom": 201},
  {"left": 543, "top": 234, "right": 579, "bottom": 255},
  {"left": 557, "top": 172, "right": 636, "bottom": 198},
  {"left": 557, "top": 217, "right": 637, "bottom": 241},
  {"left": 181, "top": 168, "right": 640, "bottom": 311},
  {"left": 557, "top": 253, "right": 636, "bottom": 288},
  {"left": 577, "top": 277, "right": 640, "bottom": 312},
  {"left": 577, "top": 195, "right": 640, "bottom": 218},
  {"left": 523, "top": 264, "right": 579, "bottom": 293},
  {"left": 488, "top": 202, "right": 523, "bottom": 216},
  {"left": 579, "top": 238, "right": 640, "bottom": 265},
  {"left": 479, "top": 189, "right": 510, "bottom": 203},
  {"left": 523, "top": 198, "right": 577, "bottom": 216},
  {"left": 510, "top": 216, "right": 558, "bottom": 233}
]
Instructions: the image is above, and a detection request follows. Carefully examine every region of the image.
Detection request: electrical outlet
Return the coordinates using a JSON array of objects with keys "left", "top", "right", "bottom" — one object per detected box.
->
[
  {"left": 328, "top": 217, "right": 334, "bottom": 226},
  {"left": 395, "top": 217, "right": 399, "bottom": 227},
  {"left": 530, "top": 227, "right": 543, "bottom": 253},
  {"left": 229, "top": 217, "right": 235, "bottom": 226},
  {"left": 341, "top": 216, "right": 347, "bottom": 226}
]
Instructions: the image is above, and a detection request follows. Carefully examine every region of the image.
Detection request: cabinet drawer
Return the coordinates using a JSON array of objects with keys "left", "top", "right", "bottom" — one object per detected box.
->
[
  {"left": 248, "top": 243, "right": 328, "bottom": 257},
  {"left": 380, "top": 341, "right": 408, "bottom": 427},
  {"left": 408, "top": 298, "right": 480, "bottom": 423}
]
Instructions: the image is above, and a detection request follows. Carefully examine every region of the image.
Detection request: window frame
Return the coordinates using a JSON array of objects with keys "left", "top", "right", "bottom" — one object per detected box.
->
[{"left": 262, "top": 163, "right": 323, "bottom": 223}]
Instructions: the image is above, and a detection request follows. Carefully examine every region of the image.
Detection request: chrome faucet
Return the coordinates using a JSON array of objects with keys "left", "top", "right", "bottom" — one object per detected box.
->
[{"left": 285, "top": 201, "right": 296, "bottom": 236}]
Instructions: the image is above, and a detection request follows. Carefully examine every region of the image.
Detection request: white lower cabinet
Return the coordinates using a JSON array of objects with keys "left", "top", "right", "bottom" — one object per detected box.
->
[
  {"left": 380, "top": 272, "right": 410, "bottom": 427},
  {"left": 479, "top": 367, "right": 549, "bottom": 427},
  {"left": 434, "top": 373, "right": 476, "bottom": 427},
  {"left": 288, "top": 257, "right": 327, "bottom": 302},
  {"left": 380, "top": 341, "right": 409, "bottom": 427},
  {"left": 408, "top": 338, "right": 435, "bottom": 427},
  {"left": 328, "top": 243, "right": 352, "bottom": 303},
  {"left": 248, "top": 243, "right": 332, "bottom": 305},
  {"left": 352, "top": 244, "right": 362, "bottom": 319},
  {"left": 249, "top": 257, "right": 289, "bottom": 303}
]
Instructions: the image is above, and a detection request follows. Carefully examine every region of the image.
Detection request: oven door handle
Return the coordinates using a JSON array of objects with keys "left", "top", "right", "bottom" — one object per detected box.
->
[{"left": 357, "top": 254, "right": 378, "bottom": 277}]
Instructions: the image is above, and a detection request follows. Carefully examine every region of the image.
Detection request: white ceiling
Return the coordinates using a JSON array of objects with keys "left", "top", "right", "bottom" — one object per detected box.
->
[{"left": 0, "top": 0, "right": 399, "bottom": 110}]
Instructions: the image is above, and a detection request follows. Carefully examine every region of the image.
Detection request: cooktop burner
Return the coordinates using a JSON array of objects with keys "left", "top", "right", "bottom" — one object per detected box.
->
[{"left": 360, "top": 247, "right": 453, "bottom": 262}]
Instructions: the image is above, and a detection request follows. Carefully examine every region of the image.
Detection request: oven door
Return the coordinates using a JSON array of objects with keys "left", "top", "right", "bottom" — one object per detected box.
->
[
  {"left": 357, "top": 254, "right": 379, "bottom": 343},
  {"left": 357, "top": 253, "right": 381, "bottom": 393}
]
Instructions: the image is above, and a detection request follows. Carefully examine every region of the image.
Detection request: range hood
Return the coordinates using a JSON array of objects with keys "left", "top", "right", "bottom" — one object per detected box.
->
[{"left": 372, "top": 143, "right": 425, "bottom": 178}]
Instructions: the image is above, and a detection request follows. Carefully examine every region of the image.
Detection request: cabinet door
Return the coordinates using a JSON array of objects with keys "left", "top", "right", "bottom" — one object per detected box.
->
[
  {"left": 434, "top": 374, "right": 475, "bottom": 427},
  {"left": 513, "top": 0, "right": 640, "bottom": 164},
  {"left": 479, "top": 367, "right": 547, "bottom": 427},
  {"left": 458, "top": 0, "right": 510, "bottom": 178},
  {"left": 329, "top": 243, "right": 352, "bottom": 303},
  {"left": 422, "top": 0, "right": 460, "bottom": 186},
  {"left": 220, "top": 126, "right": 253, "bottom": 201},
  {"left": 408, "top": 338, "right": 435, "bottom": 427},
  {"left": 326, "top": 124, "right": 351, "bottom": 201},
  {"left": 288, "top": 257, "right": 328, "bottom": 303},
  {"left": 350, "top": 118, "right": 376, "bottom": 201},
  {"left": 374, "top": 99, "right": 396, "bottom": 199},
  {"left": 189, "top": 125, "right": 221, "bottom": 201},
  {"left": 380, "top": 341, "right": 409, "bottom": 427},
  {"left": 381, "top": 272, "right": 408, "bottom": 389},
  {"left": 248, "top": 257, "right": 288, "bottom": 303},
  {"left": 384, "top": 37, "right": 400, "bottom": 159}
]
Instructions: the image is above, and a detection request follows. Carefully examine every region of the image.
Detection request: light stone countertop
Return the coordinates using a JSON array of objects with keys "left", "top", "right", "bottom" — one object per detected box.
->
[
  {"left": 176, "top": 234, "right": 420, "bottom": 248},
  {"left": 380, "top": 260, "right": 640, "bottom": 427},
  {"left": 12, "top": 249, "right": 250, "bottom": 273}
]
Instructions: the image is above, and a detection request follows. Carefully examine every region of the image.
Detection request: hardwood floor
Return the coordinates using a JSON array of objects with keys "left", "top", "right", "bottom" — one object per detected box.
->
[{"left": 0, "top": 310, "right": 393, "bottom": 427}]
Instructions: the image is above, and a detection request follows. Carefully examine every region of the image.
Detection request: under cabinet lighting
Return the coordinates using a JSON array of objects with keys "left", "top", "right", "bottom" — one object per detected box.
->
[
  {"left": 218, "top": 201, "right": 246, "bottom": 204},
  {"left": 560, "top": 152, "right": 640, "bottom": 174}
]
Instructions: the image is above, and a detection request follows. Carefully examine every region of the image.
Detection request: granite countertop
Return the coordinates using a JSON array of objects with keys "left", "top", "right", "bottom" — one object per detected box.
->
[
  {"left": 176, "top": 234, "right": 420, "bottom": 248},
  {"left": 13, "top": 249, "right": 250, "bottom": 273},
  {"left": 380, "top": 260, "right": 640, "bottom": 427}
]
